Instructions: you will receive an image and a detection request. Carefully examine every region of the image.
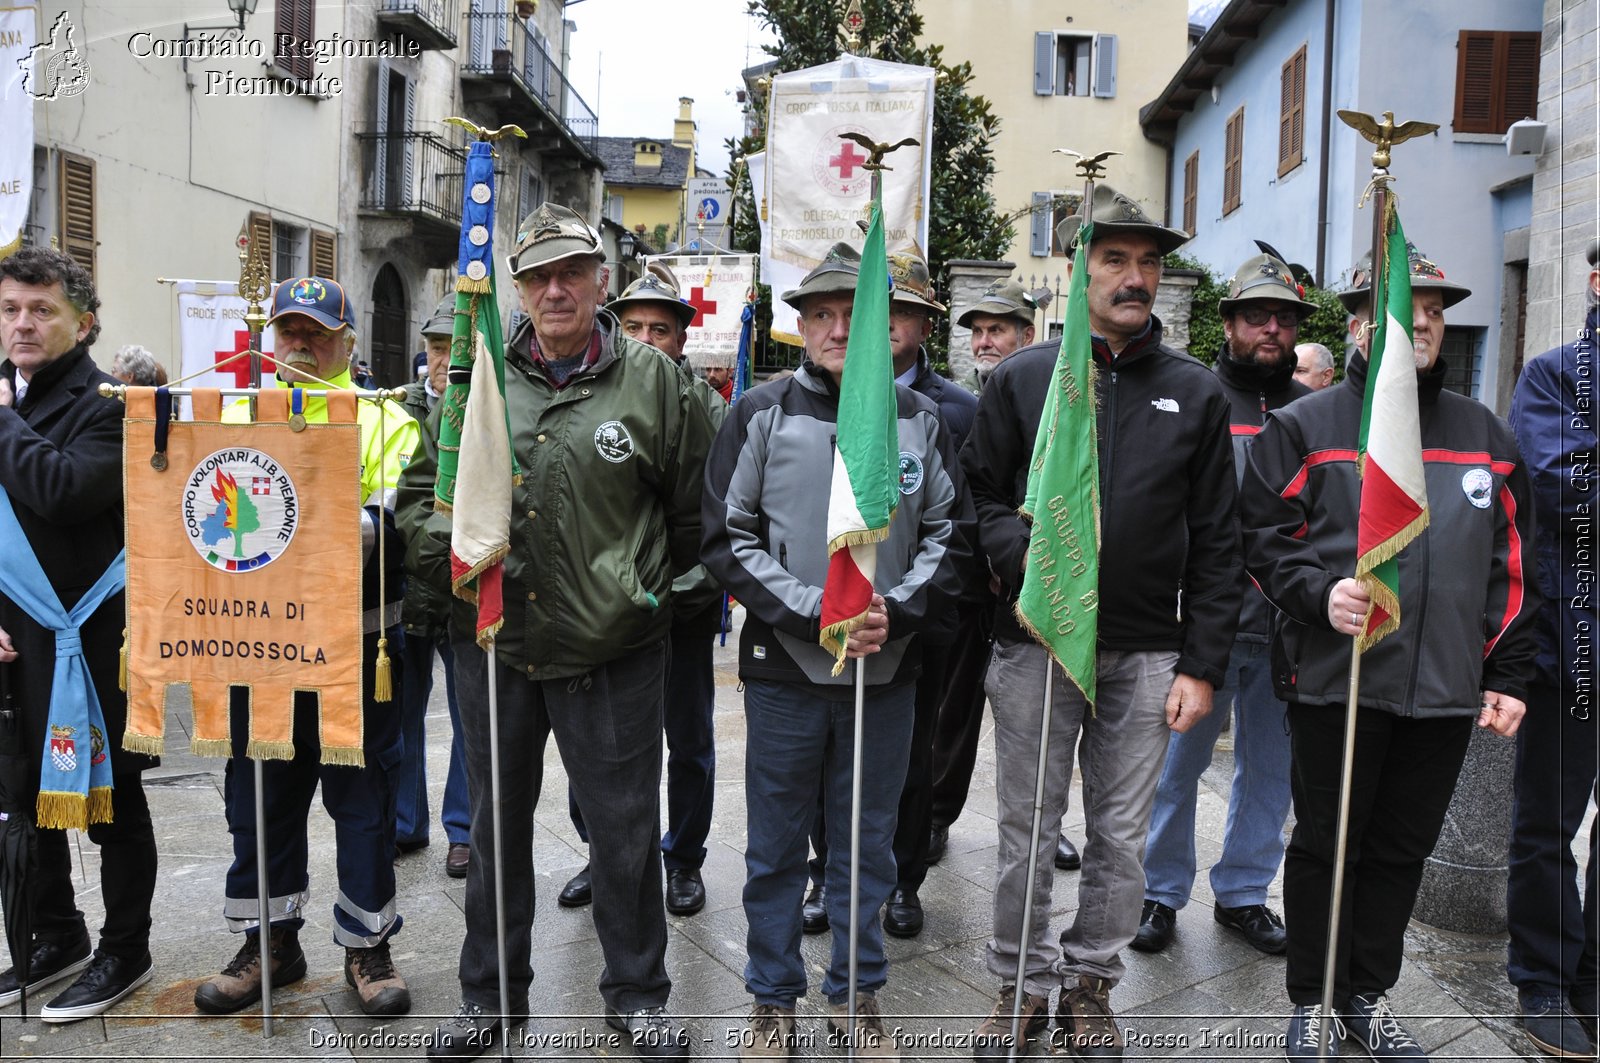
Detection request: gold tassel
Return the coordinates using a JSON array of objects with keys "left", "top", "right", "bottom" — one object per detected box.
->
[
  {"left": 119, "top": 628, "right": 129, "bottom": 692},
  {"left": 121, "top": 732, "right": 165, "bottom": 758},
  {"left": 86, "top": 786, "right": 114, "bottom": 825},
  {"left": 190, "top": 737, "right": 233, "bottom": 759},
  {"left": 244, "top": 739, "right": 297, "bottom": 762},
  {"left": 36, "top": 791, "right": 86, "bottom": 831},
  {"left": 374, "top": 636, "right": 393, "bottom": 702},
  {"left": 321, "top": 745, "right": 366, "bottom": 768}
]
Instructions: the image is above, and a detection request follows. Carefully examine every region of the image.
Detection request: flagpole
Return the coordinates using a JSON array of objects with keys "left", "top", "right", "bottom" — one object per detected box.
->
[
  {"left": 1316, "top": 109, "right": 1432, "bottom": 1060},
  {"left": 237, "top": 229, "right": 277, "bottom": 1041},
  {"left": 1004, "top": 159, "right": 1101, "bottom": 1061},
  {"left": 485, "top": 637, "right": 512, "bottom": 1061},
  {"left": 847, "top": 657, "right": 865, "bottom": 1063}
]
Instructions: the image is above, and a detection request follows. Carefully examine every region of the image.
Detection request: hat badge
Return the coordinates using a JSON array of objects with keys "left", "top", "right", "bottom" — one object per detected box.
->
[
  {"left": 1113, "top": 194, "right": 1140, "bottom": 220},
  {"left": 289, "top": 278, "right": 327, "bottom": 305},
  {"left": 1259, "top": 262, "right": 1279, "bottom": 277}
]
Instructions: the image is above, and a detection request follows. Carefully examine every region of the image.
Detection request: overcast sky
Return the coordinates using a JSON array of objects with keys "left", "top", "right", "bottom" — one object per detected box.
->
[{"left": 566, "top": 0, "right": 777, "bottom": 178}]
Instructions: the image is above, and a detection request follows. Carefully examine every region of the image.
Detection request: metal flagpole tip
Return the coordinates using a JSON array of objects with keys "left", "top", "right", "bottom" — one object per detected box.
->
[{"left": 1337, "top": 110, "right": 1438, "bottom": 171}]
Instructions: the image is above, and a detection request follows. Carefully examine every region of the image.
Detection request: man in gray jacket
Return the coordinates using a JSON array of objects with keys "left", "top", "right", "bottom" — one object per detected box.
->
[{"left": 702, "top": 241, "right": 971, "bottom": 1059}]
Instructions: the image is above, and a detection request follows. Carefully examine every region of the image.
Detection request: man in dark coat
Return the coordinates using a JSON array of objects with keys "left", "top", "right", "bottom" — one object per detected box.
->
[{"left": 0, "top": 246, "right": 158, "bottom": 1022}]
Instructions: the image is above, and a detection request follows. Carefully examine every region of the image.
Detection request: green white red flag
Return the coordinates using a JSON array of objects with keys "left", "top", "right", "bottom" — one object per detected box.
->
[
  {"left": 435, "top": 139, "right": 520, "bottom": 649},
  {"left": 1355, "top": 211, "right": 1429, "bottom": 650},
  {"left": 1015, "top": 222, "right": 1101, "bottom": 702},
  {"left": 818, "top": 186, "right": 898, "bottom": 675}
]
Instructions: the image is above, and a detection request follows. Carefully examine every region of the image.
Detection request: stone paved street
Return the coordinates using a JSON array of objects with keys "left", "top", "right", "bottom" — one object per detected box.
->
[{"left": 0, "top": 614, "right": 1551, "bottom": 1060}]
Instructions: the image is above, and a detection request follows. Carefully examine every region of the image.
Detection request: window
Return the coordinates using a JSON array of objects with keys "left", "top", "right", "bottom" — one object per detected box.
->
[
  {"left": 274, "top": 222, "right": 307, "bottom": 281},
  {"left": 1279, "top": 44, "right": 1307, "bottom": 177},
  {"left": 521, "top": 167, "right": 545, "bottom": 221},
  {"left": 248, "top": 212, "right": 335, "bottom": 282},
  {"left": 274, "top": 0, "right": 315, "bottom": 82},
  {"left": 604, "top": 194, "right": 624, "bottom": 224},
  {"left": 1033, "top": 32, "right": 1117, "bottom": 98},
  {"left": 1454, "top": 30, "right": 1540, "bottom": 134},
  {"left": 1182, "top": 151, "right": 1199, "bottom": 236},
  {"left": 1223, "top": 107, "right": 1244, "bottom": 216},
  {"left": 57, "top": 151, "right": 95, "bottom": 281},
  {"left": 1440, "top": 326, "right": 1484, "bottom": 397},
  {"left": 1028, "top": 191, "right": 1082, "bottom": 257}
]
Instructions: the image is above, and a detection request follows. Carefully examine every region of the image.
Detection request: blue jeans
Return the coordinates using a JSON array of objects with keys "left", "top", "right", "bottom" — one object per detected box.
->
[
  {"left": 742, "top": 678, "right": 914, "bottom": 1007},
  {"left": 1144, "top": 639, "right": 1290, "bottom": 909},
  {"left": 396, "top": 630, "right": 470, "bottom": 846}
]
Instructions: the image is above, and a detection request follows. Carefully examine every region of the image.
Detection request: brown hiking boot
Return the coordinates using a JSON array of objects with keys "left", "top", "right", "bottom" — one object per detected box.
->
[
  {"left": 974, "top": 984, "right": 1050, "bottom": 1058},
  {"left": 344, "top": 941, "right": 411, "bottom": 1016},
  {"left": 741, "top": 1003, "right": 796, "bottom": 1059},
  {"left": 1054, "top": 975, "right": 1123, "bottom": 1058},
  {"left": 826, "top": 992, "right": 899, "bottom": 1059},
  {"left": 193, "top": 927, "right": 306, "bottom": 1014}
]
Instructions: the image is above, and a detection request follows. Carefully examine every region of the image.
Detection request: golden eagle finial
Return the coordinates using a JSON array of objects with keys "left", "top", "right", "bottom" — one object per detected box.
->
[
  {"left": 1337, "top": 110, "right": 1437, "bottom": 169},
  {"left": 1053, "top": 148, "right": 1123, "bottom": 180},
  {"left": 839, "top": 132, "right": 920, "bottom": 172},
  {"left": 443, "top": 117, "right": 528, "bottom": 143}
]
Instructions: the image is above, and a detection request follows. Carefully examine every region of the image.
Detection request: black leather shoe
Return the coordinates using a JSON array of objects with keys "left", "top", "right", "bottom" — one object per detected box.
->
[
  {"left": 664, "top": 868, "right": 706, "bottom": 916},
  {"left": 927, "top": 824, "right": 949, "bottom": 866},
  {"left": 559, "top": 864, "right": 593, "bottom": 908},
  {"left": 1055, "top": 833, "right": 1082, "bottom": 871},
  {"left": 605, "top": 1005, "right": 691, "bottom": 1059},
  {"left": 1130, "top": 899, "right": 1176, "bottom": 953},
  {"left": 428, "top": 1001, "right": 524, "bottom": 1059},
  {"left": 883, "top": 888, "right": 924, "bottom": 938},
  {"left": 0, "top": 936, "right": 92, "bottom": 1008},
  {"left": 41, "top": 951, "right": 154, "bottom": 1023},
  {"left": 802, "top": 884, "right": 828, "bottom": 934},
  {"left": 1214, "top": 903, "right": 1287, "bottom": 955}
]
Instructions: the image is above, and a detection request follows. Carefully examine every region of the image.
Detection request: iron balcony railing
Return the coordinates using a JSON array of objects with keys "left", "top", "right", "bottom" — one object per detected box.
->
[
  {"left": 355, "top": 130, "right": 467, "bottom": 227},
  {"left": 461, "top": 11, "right": 598, "bottom": 154},
  {"left": 375, "top": 0, "right": 459, "bottom": 50}
]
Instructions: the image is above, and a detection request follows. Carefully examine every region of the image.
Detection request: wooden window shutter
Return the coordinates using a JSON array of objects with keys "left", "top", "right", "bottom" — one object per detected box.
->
[
  {"left": 1278, "top": 45, "right": 1306, "bottom": 177},
  {"left": 1503, "top": 32, "right": 1540, "bottom": 128},
  {"left": 57, "top": 151, "right": 95, "bottom": 281},
  {"left": 310, "top": 229, "right": 337, "bottom": 280},
  {"left": 275, "top": 0, "right": 315, "bottom": 81},
  {"left": 1454, "top": 31, "right": 1499, "bottom": 133},
  {"left": 1033, "top": 32, "right": 1055, "bottom": 96},
  {"left": 1454, "top": 30, "right": 1538, "bottom": 134},
  {"left": 1029, "top": 191, "right": 1052, "bottom": 257},
  {"left": 1223, "top": 108, "right": 1244, "bottom": 216},
  {"left": 247, "top": 211, "right": 272, "bottom": 278},
  {"left": 1183, "top": 151, "right": 1199, "bottom": 236}
]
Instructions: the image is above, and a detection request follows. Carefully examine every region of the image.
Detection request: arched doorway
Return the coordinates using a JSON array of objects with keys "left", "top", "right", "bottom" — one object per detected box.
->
[{"left": 369, "top": 263, "right": 410, "bottom": 388}]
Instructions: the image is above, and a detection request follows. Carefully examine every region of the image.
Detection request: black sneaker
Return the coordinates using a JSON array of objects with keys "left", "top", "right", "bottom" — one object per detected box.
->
[
  {"left": 1130, "top": 899, "right": 1176, "bottom": 953},
  {"left": 1213, "top": 902, "right": 1288, "bottom": 955},
  {"left": 1344, "top": 992, "right": 1428, "bottom": 1058},
  {"left": 427, "top": 1001, "right": 528, "bottom": 1059},
  {"left": 1521, "top": 990, "right": 1596, "bottom": 1059},
  {"left": 1286, "top": 1004, "right": 1347, "bottom": 1062},
  {"left": 39, "top": 950, "right": 154, "bottom": 1023},
  {"left": 0, "top": 936, "right": 92, "bottom": 1008}
]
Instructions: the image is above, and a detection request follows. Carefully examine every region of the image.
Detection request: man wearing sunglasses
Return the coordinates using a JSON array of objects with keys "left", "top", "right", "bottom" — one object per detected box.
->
[{"left": 1135, "top": 250, "right": 1316, "bottom": 960}]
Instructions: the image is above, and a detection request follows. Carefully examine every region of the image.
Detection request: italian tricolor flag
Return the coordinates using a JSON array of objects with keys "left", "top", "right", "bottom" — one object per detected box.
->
[
  {"left": 819, "top": 187, "right": 898, "bottom": 675},
  {"left": 1354, "top": 211, "right": 1429, "bottom": 651}
]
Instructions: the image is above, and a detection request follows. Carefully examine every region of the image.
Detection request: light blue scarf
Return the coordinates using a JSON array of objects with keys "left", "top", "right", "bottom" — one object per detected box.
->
[{"left": 0, "top": 487, "right": 123, "bottom": 829}]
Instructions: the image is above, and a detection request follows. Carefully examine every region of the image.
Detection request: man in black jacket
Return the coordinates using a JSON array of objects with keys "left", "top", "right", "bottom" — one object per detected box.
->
[
  {"left": 0, "top": 246, "right": 158, "bottom": 1022},
  {"left": 1241, "top": 244, "right": 1537, "bottom": 1061},
  {"left": 1135, "top": 251, "right": 1315, "bottom": 957},
  {"left": 964, "top": 185, "right": 1240, "bottom": 1059}
]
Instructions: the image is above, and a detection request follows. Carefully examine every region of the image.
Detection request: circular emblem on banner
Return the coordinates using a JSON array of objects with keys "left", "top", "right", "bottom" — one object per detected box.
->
[
  {"left": 288, "top": 278, "right": 327, "bottom": 306},
  {"left": 469, "top": 224, "right": 490, "bottom": 247},
  {"left": 813, "top": 125, "right": 873, "bottom": 198},
  {"left": 1461, "top": 468, "right": 1493, "bottom": 509},
  {"left": 182, "top": 449, "right": 299, "bottom": 572},
  {"left": 466, "top": 260, "right": 488, "bottom": 282},
  {"left": 470, "top": 182, "right": 492, "bottom": 204},
  {"left": 594, "top": 420, "right": 634, "bottom": 463},
  {"left": 898, "top": 451, "right": 924, "bottom": 495}
]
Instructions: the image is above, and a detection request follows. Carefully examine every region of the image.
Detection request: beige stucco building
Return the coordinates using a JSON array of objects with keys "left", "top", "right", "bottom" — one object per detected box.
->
[{"left": 917, "top": 0, "right": 1191, "bottom": 272}]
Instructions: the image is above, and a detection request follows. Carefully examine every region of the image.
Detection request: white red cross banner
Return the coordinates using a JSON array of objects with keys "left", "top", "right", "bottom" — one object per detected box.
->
[
  {"left": 763, "top": 56, "right": 934, "bottom": 344},
  {"left": 647, "top": 252, "right": 756, "bottom": 369},
  {"left": 0, "top": 6, "right": 34, "bottom": 256},
  {"left": 175, "top": 280, "right": 277, "bottom": 397}
]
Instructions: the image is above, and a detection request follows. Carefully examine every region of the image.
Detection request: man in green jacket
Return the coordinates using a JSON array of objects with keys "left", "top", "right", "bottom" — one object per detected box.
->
[{"left": 397, "top": 204, "right": 717, "bottom": 1060}]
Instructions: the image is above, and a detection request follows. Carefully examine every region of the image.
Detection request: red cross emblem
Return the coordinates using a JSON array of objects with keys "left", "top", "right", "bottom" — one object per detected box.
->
[
  {"left": 214, "top": 329, "right": 256, "bottom": 387},
  {"left": 250, "top": 477, "right": 272, "bottom": 496},
  {"left": 830, "top": 142, "right": 867, "bottom": 180},
  {"left": 687, "top": 286, "right": 718, "bottom": 322}
]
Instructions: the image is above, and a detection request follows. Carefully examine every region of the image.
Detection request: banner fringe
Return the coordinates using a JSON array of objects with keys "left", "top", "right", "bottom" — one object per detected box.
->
[
  {"left": 826, "top": 525, "right": 890, "bottom": 554},
  {"left": 820, "top": 609, "right": 870, "bottom": 677},
  {"left": 455, "top": 276, "right": 492, "bottom": 296},
  {"left": 321, "top": 745, "right": 365, "bottom": 768},
  {"left": 86, "top": 786, "right": 113, "bottom": 824},
  {"left": 1355, "top": 509, "right": 1430, "bottom": 577},
  {"left": 245, "top": 739, "right": 297, "bottom": 762},
  {"left": 36, "top": 791, "right": 86, "bottom": 831},
  {"left": 474, "top": 617, "right": 505, "bottom": 652},
  {"left": 121, "top": 732, "right": 165, "bottom": 758},
  {"left": 452, "top": 544, "right": 510, "bottom": 602},
  {"left": 190, "top": 737, "right": 233, "bottom": 758},
  {"left": 1012, "top": 602, "right": 1098, "bottom": 716}
]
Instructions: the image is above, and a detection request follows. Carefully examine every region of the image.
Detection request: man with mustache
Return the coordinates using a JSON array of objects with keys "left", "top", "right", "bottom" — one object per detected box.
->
[
  {"left": 196, "top": 276, "right": 421, "bottom": 1019},
  {"left": 1135, "top": 250, "right": 1316, "bottom": 958},
  {"left": 1240, "top": 245, "right": 1536, "bottom": 1060},
  {"left": 963, "top": 185, "right": 1240, "bottom": 1058}
]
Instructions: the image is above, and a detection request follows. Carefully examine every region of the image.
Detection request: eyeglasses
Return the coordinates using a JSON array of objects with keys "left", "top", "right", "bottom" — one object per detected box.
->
[{"left": 1238, "top": 306, "right": 1301, "bottom": 328}]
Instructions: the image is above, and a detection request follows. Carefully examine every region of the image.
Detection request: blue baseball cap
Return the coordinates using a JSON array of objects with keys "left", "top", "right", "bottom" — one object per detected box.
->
[{"left": 265, "top": 276, "right": 357, "bottom": 332}]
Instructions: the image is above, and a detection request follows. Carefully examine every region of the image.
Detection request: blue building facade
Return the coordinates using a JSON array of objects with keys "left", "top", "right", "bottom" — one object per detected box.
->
[{"left": 1142, "top": 0, "right": 1541, "bottom": 406}]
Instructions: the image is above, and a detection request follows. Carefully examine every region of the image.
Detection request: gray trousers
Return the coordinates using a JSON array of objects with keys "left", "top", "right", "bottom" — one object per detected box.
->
[
  {"left": 451, "top": 639, "right": 672, "bottom": 1015},
  {"left": 985, "top": 639, "right": 1178, "bottom": 993}
]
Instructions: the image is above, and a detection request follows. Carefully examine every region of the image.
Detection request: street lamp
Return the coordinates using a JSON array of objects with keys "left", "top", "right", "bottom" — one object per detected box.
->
[
  {"left": 225, "top": 0, "right": 258, "bottom": 34},
  {"left": 619, "top": 231, "right": 636, "bottom": 260}
]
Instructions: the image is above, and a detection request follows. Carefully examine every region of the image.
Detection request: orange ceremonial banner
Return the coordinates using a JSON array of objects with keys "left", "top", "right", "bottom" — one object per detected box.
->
[{"left": 121, "top": 387, "right": 365, "bottom": 765}]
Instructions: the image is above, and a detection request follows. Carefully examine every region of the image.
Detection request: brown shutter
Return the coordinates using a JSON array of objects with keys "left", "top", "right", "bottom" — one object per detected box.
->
[
  {"left": 1454, "top": 30, "right": 1499, "bottom": 133},
  {"left": 247, "top": 211, "right": 273, "bottom": 279},
  {"left": 1278, "top": 45, "right": 1306, "bottom": 177},
  {"left": 1183, "top": 151, "right": 1198, "bottom": 235},
  {"left": 310, "top": 228, "right": 337, "bottom": 280},
  {"left": 1454, "top": 30, "right": 1541, "bottom": 134},
  {"left": 275, "top": 0, "right": 315, "bottom": 81},
  {"left": 1223, "top": 108, "right": 1244, "bottom": 216},
  {"left": 1503, "top": 32, "right": 1540, "bottom": 127},
  {"left": 57, "top": 151, "right": 95, "bottom": 282}
]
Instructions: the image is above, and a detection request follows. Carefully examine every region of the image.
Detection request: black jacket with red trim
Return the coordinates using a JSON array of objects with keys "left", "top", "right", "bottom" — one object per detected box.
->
[
  {"left": 963, "top": 319, "right": 1242, "bottom": 688},
  {"left": 1240, "top": 353, "right": 1540, "bottom": 716},
  {"left": 1214, "top": 346, "right": 1311, "bottom": 642}
]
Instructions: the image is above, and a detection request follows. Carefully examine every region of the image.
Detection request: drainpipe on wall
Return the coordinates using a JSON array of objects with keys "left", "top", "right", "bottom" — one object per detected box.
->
[{"left": 1314, "top": 0, "right": 1337, "bottom": 287}]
